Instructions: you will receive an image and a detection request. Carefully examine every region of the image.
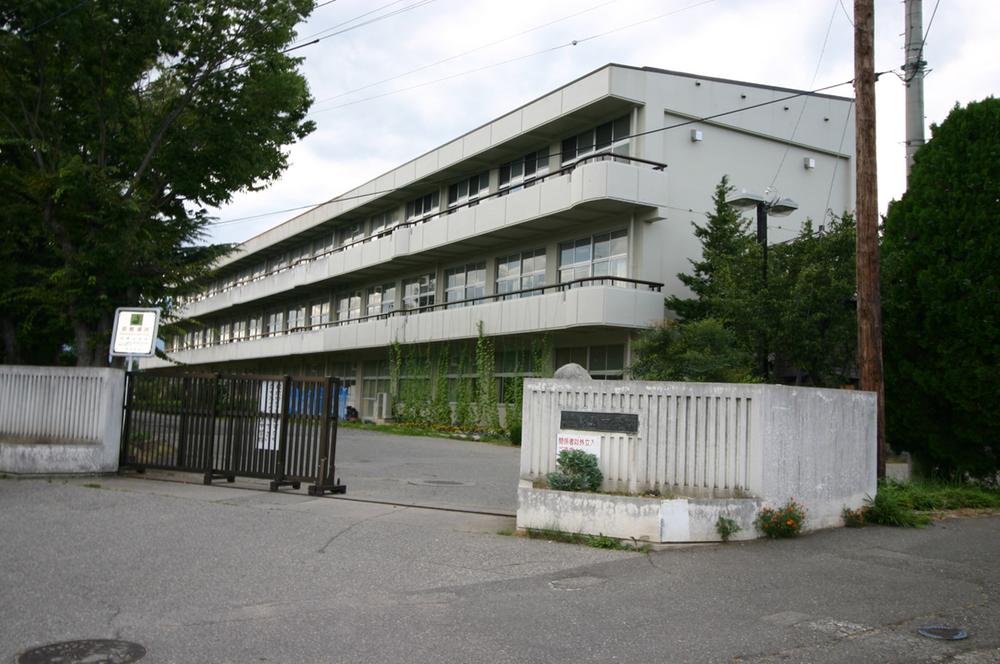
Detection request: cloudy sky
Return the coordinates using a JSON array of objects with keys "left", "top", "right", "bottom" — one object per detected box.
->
[{"left": 206, "top": 0, "right": 999, "bottom": 245}]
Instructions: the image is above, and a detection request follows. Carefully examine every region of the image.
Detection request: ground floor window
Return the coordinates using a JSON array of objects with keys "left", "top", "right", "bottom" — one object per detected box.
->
[
  {"left": 361, "top": 360, "right": 390, "bottom": 419},
  {"left": 555, "top": 344, "right": 625, "bottom": 379}
]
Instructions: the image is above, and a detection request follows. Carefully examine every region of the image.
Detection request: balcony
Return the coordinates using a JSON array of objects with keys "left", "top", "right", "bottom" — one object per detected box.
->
[
  {"left": 181, "top": 154, "right": 669, "bottom": 319},
  {"left": 146, "top": 278, "right": 666, "bottom": 368}
]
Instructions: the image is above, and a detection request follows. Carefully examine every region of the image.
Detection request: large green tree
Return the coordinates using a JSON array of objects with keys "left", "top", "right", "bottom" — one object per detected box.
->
[
  {"left": 648, "top": 176, "right": 856, "bottom": 387},
  {"left": 882, "top": 97, "right": 1000, "bottom": 477},
  {"left": 0, "top": 0, "right": 315, "bottom": 365}
]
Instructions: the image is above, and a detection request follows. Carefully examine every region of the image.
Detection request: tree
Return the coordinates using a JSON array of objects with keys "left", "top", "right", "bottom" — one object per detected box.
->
[
  {"left": 655, "top": 177, "right": 856, "bottom": 387},
  {"left": 882, "top": 97, "right": 1000, "bottom": 477},
  {"left": 768, "top": 215, "right": 857, "bottom": 386},
  {"left": 0, "top": 0, "right": 315, "bottom": 365},
  {"left": 667, "top": 176, "right": 756, "bottom": 322},
  {"left": 631, "top": 319, "right": 755, "bottom": 383}
]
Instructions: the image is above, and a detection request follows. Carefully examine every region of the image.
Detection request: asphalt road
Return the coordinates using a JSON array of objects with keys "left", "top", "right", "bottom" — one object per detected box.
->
[{"left": 2, "top": 472, "right": 999, "bottom": 664}]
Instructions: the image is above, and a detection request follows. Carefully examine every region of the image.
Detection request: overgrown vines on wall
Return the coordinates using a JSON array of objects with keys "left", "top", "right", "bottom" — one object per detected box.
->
[{"left": 476, "top": 321, "right": 500, "bottom": 432}]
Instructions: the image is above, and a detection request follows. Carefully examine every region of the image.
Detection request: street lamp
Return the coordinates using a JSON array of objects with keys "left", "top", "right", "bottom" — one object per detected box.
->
[
  {"left": 726, "top": 189, "right": 799, "bottom": 285},
  {"left": 725, "top": 189, "right": 799, "bottom": 380}
]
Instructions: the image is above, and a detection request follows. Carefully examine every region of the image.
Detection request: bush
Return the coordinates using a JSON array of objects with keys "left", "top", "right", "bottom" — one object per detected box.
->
[
  {"left": 715, "top": 515, "right": 741, "bottom": 542},
  {"left": 842, "top": 506, "right": 866, "bottom": 528},
  {"left": 755, "top": 500, "right": 806, "bottom": 538},
  {"left": 546, "top": 450, "right": 602, "bottom": 492},
  {"left": 863, "top": 489, "right": 931, "bottom": 528},
  {"left": 508, "top": 422, "right": 522, "bottom": 446}
]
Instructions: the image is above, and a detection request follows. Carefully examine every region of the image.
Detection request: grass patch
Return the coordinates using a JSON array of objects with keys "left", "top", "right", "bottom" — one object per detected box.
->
[
  {"left": 862, "top": 479, "right": 1000, "bottom": 528},
  {"left": 505, "top": 528, "right": 651, "bottom": 553},
  {"left": 81, "top": 482, "right": 102, "bottom": 489},
  {"left": 340, "top": 420, "right": 515, "bottom": 446}
]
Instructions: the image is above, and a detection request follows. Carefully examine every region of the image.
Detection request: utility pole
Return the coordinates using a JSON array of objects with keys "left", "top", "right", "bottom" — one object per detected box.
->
[
  {"left": 854, "top": 0, "right": 886, "bottom": 479},
  {"left": 903, "top": 0, "right": 926, "bottom": 179}
]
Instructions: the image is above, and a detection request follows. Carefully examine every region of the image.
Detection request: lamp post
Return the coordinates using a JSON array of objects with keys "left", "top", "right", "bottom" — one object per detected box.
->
[{"left": 726, "top": 189, "right": 799, "bottom": 379}]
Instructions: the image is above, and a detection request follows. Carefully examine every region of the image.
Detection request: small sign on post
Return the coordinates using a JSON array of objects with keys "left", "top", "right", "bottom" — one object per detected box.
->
[{"left": 109, "top": 307, "right": 161, "bottom": 370}]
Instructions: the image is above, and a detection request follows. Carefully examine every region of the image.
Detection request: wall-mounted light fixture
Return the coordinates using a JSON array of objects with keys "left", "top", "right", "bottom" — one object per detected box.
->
[
  {"left": 690, "top": 129, "right": 703, "bottom": 142},
  {"left": 804, "top": 157, "right": 816, "bottom": 170}
]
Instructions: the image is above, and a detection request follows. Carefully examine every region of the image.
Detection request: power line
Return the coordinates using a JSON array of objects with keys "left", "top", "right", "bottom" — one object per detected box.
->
[
  {"left": 906, "top": 0, "right": 940, "bottom": 83},
  {"left": 20, "top": 0, "right": 91, "bottom": 35},
  {"left": 768, "top": 0, "right": 839, "bottom": 190},
  {"left": 309, "top": 0, "right": 717, "bottom": 115},
  {"left": 310, "top": 0, "right": 621, "bottom": 108},
  {"left": 214, "top": 75, "right": 862, "bottom": 229},
  {"left": 294, "top": 0, "right": 435, "bottom": 46}
]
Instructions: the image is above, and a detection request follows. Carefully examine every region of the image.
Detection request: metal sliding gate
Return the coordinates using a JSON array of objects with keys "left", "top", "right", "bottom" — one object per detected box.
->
[{"left": 120, "top": 373, "right": 346, "bottom": 495}]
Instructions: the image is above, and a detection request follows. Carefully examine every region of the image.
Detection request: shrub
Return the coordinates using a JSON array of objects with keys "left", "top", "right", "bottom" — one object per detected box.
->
[
  {"left": 715, "top": 515, "right": 741, "bottom": 542},
  {"left": 508, "top": 422, "right": 522, "bottom": 446},
  {"left": 546, "top": 450, "right": 602, "bottom": 492},
  {"left": 863, "top": 489, "right": 931, "bottom": 528},
  {"left": 842, "top": 506, "right": 866, "bottom": 528},
  {"left": 755, "top": 500, "right": 806, "bottom": 538}
]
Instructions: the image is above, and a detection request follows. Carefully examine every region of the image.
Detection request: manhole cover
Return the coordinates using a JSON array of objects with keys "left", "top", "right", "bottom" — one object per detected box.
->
[
  {"left": 407, "top": 479, "right": 473, "bottom": 487},
  {"left": 18, "top": 639, "right": 146, "bottom": 664},
  {"left": 917, "top": 626, "right": 969, "bottom": 641}
]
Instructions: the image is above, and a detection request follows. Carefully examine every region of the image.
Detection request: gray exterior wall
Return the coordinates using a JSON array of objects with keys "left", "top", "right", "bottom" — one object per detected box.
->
[{"left": 0, "top": 366, "right": 125, "bottom": 474}]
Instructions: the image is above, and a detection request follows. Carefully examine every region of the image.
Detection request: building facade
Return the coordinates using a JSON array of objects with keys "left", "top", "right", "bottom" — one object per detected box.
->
[{"left": 148, "top": 64, "right": 856, "bottom": 419}]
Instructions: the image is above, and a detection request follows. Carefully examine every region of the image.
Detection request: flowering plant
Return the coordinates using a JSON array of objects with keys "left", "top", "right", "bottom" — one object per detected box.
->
[{"left": 755, "top": 500, "right": 806, "bottom": 538}]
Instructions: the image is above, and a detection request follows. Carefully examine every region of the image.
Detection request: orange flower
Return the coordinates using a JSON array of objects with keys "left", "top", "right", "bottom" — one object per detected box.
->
[{"left": 786, "top": 519, "right": 794, "bottom": 526}]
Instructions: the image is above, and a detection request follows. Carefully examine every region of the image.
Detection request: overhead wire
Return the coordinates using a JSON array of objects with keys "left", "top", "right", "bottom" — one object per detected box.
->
[
  {"left": 308, "top": 0, "right": 718, "bottom": 115},
  {"left": 310, "top": 0, "right": 621, "bottom": 108},
  {"left": 212, "top": 74, "right": 866, "bottom": 229}
]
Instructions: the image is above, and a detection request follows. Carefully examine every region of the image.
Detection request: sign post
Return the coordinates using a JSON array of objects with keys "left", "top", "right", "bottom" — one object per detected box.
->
[{"left": 109, "top": 307, "right": 161, "bottom": 370}]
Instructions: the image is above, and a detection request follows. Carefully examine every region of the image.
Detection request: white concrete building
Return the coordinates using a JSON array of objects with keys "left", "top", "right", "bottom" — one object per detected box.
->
[{"left": 150, "top": 64, "right": 856, "bottom": 419}]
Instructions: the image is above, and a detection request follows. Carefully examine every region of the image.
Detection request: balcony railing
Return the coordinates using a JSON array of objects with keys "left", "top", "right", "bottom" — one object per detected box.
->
[
  {"left": 171, "top": 276, "right": 663, "bottom": 352},
  {"left": 185, "top": 151, "right": 668, "bottom": 305}
]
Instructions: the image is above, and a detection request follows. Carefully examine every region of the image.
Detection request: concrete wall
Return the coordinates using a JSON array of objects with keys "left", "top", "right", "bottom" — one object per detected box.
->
[
  {"left": 0, "top": 366, "right": 125, "bottom": 474},
  {"left": 519, "top": 378, "right": 876, "bottom": 530}
]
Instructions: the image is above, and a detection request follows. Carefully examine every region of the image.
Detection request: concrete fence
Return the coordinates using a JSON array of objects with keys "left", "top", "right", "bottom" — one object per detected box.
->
[
  {"left": 0, "top": 366, "right": 125, "bottom": 474},
  {"left": 520, "top": 378, "right": 877, "bottom": 530}
]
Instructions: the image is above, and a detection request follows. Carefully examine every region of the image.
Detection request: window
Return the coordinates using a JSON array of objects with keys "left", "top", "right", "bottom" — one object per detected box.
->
[
  {"left": 248, "top": 316, "right": 263, "bottom": 339},
  {"left": 336, "top": 221, "right": 365, "bottom": 247},
  {"left": 447, "top": 172, "right": 489, "bottom": 209},
  {"left": 403, "top": 273, "right": 436, "bottom": 310},
  {"left": 233, "top": 319, "right": 247, "bottom": 341},
  {"left": 496, "top": 248, "right": 546, "bottom": 298},
  {"left": 561, "top": 115, "right": 630, "bottom": 164},
  {"left": 366, "top": 283, "right": 397, "bottom": 316},
  {"left": 558, "top": 229, "right": 627, "bottom": 284},
  {"left": 287, "top": 305, "right": 306, "bottom": 331},
  {"left": 309, "top": 300, "right": 331, "bottom": 327},
  {"left": 336, "top": 291, "right": 362, "bottom": 322},
  {"left": 312, "top": 233, "right": 335, "bottom": 257},
  {"left": 555, "top": 344, "right": 625, "bottom": 380},
  {"left": 445, "top": 262, "right": 486, "bottom": 308},
  {"left": 361, "top": 360, "right": 390, "bottom": 419},
  {"left": 370, "top": 210, "right": 399, "bottom": 235},
  {"left": 499, "top": 150, "right": 548, "bottom": 193},
  {"left": 405, "top": 191, "right": 439, "bottom": 220},
  {"left": 219, "top": 322, "right": 231, "bottom": 344},
  {"left": 266, "top": 311, "right": 284, "bottom": 336}
]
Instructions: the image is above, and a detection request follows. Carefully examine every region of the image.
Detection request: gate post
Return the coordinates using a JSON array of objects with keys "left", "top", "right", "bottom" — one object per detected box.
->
[
  {"left": 269, "top": 375, "right": 293, "bottom": 491},
  {"left": 176, "top": 375, "right": 192, "bottom": 468},
  {"left": 118, "top": 371, "right": 136, "bottom": 470},
  {"left": 202, "top": 373, "right": 221, "bottom": 485},
  {"left": 308, "top": 377, "right": 346, "bottom": 496}
]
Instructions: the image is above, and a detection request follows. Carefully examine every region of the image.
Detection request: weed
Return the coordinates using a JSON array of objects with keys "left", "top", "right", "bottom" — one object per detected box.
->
[
  {"left": 81, "top": 482, "right": 102, "bottom": 489},
  {"left": 715, "top": 515, "right": 741, "bottom": 542},
  {"left": 842, "top": 506, "right": 867, "bottom": 527},
  {"left": 513, "top": 528, "right": 649, "bottom": 552},
  {"left": 756, "top": 500, "right": 806, "bottom": 538},
  {"left": 863, "top": 489, "right": 932, "bottom": 527}
]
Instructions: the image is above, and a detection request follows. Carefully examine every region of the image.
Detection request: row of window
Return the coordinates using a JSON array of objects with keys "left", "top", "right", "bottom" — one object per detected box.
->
[
  {"left": 170, "top": 231, "right": 629, "bottom": 352},
  {"left": 190, "top": 115, "right": 632, "bottom": 303}
]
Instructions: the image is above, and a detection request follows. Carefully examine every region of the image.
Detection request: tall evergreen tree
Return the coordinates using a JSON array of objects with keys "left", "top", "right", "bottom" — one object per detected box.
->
[
  {"left": 882, "top": 97, "right": 1000, "bottom": 477},
  {"left": 667, "top": 175, "right": 755, "bottom": 322}
]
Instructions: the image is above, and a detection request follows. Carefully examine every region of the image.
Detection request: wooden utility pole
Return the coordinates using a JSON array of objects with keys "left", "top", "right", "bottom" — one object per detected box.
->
[{"left": 854, "top": 0, "right": 887, "bottom": 479}]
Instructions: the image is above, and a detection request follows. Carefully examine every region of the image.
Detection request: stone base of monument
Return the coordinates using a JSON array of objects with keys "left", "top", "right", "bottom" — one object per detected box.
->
[{"left": 516, "top": 481, "right": 763, "bottom": 543}]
